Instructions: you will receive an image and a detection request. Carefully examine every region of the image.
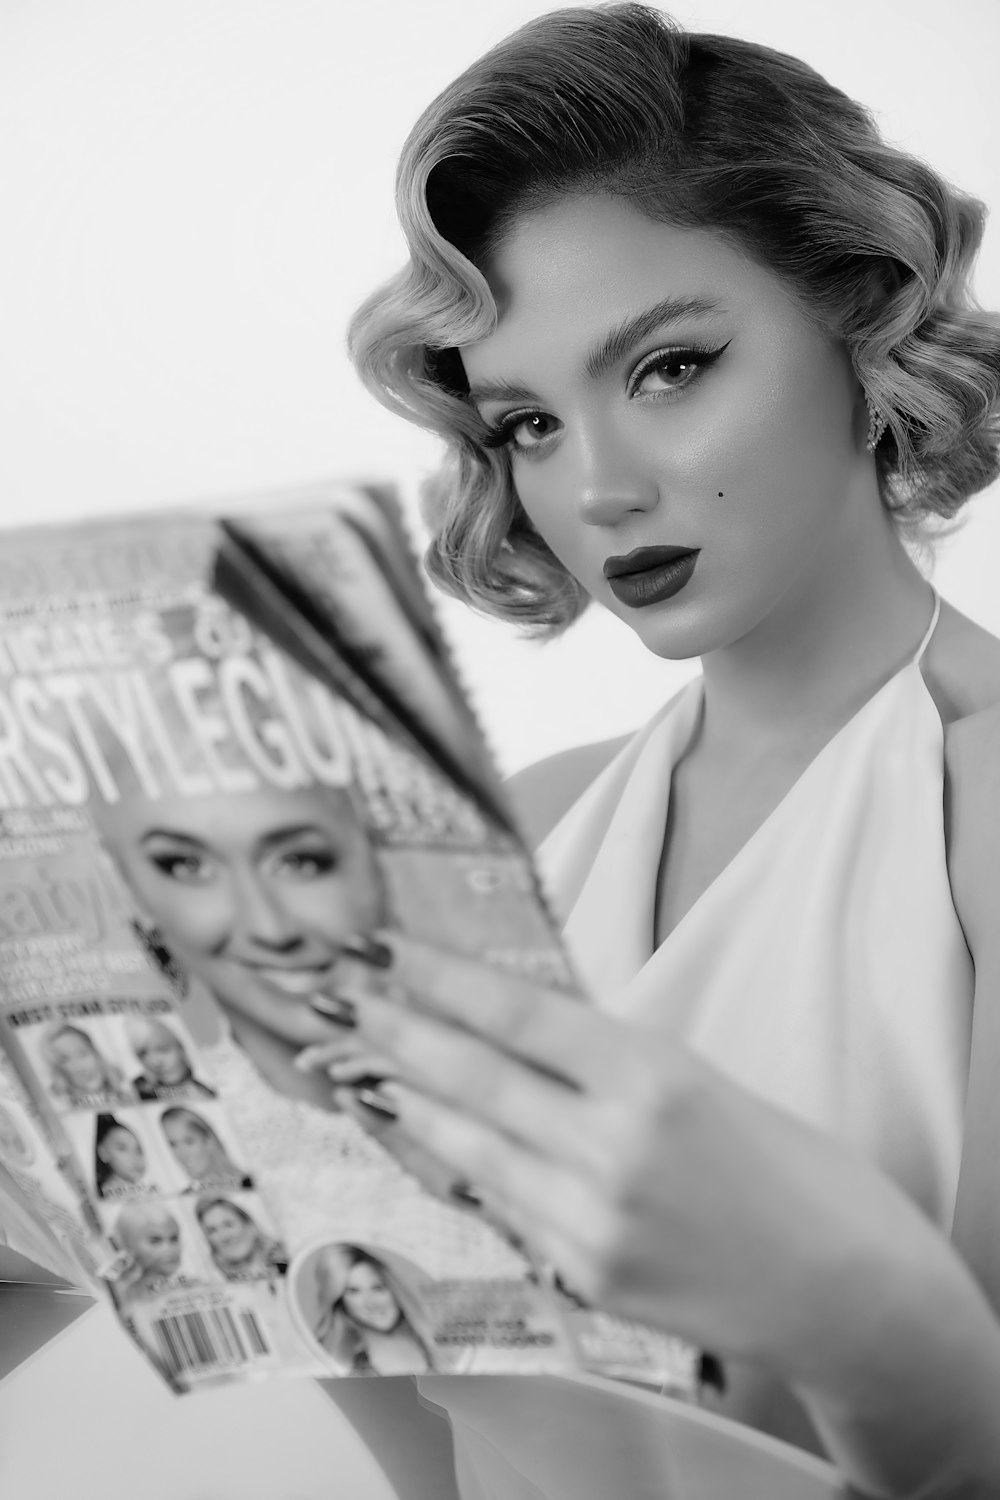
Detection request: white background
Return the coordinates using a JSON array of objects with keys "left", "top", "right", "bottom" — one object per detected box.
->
[{"left": 2, "top": 0, "right": 998, "bottom": 772}]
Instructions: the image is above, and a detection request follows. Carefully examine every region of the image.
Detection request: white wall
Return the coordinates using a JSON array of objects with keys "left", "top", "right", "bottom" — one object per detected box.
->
[{"left": 2, "top": 0, "right": 998, "bottom": 771}]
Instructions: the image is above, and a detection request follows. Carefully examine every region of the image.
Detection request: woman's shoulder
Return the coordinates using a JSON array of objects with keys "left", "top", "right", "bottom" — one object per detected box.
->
[
  {"left": 504, "top": 734, "right": 634, "bottom": 849},
  {"left": 932, "top": 605, "right": 1000, "bottom": 949},
  {"left": 925, "top": 600, "right": 1000, "bottom": 729}
]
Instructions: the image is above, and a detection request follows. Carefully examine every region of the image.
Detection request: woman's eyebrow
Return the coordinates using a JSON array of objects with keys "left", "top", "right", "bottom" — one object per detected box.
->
[
  {"left": 139, "top": 829, "right": 208, "bottom": 848},
  {"left": 255, "top": 824, "right": 325, "bottom": 853},
  {"left": 467, "top": 294, "right": 726, "bottom": 406},
  {"left": 583, "top": 294, "right": 726, "bottom": 379}
]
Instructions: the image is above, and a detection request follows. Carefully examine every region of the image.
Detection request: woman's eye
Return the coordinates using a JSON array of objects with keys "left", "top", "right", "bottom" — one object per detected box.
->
[
  {"left": 152, "top": 854, "right": 210, "bottom": 882},
  {"left": 629, "top": 343, "right": 727, "bottom": 399},
  {"left": 482, "top": 411, "right": 560, "bottom": 454},
  {"left": 273, "top": 849, "right": 336, "bottom": 879}
]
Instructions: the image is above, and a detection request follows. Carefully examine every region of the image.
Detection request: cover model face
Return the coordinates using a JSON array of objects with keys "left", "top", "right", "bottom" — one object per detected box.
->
[{"left": 100, "top": 785, "right": 383, "bottom": 1051}]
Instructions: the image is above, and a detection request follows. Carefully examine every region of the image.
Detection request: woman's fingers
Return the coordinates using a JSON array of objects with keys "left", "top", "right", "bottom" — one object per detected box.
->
[
  {"left": 336, "top": 930, "right": 638, "bottom": 1095},
  {"left": 345, "top": 988, "right": 632, "bottom": 1179},
  {"left": 378, "top": 1080, "right": 614, "bottom": 1299},
  {"left": 296, "top": 1038, "right": 397, "bottom": 1085},
  {"left": 330, "top": 1087, "right": 472, "bottom": 1205}
]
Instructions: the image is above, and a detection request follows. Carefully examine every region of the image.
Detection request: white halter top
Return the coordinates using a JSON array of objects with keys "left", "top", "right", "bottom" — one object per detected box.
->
[
  {"left": 422, "top": 592, "right": 975, "bottom": 1497},
  {"left": 539, "top": 590, "right": 972, "bottom": 1229}
]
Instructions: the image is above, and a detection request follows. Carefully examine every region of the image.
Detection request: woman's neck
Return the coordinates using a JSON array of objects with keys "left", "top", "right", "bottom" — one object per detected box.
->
[
  {"left": 698, "top": 502, "right": 933, "bottom": 762},
  {"left": 362, "top": 1324, "right": 429, "bottom": 1375}
]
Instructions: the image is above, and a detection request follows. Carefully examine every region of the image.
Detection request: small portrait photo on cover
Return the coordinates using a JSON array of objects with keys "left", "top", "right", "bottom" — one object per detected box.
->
[
  {"left": 122, "top": 1012, "right": 216, "bottom": 1103},
  {"left": 289, "top": 1239, "right": 448, "bottom": 1377},
  {"left": 193, "top": 1190, "right": 289, "bottom": 1283}
]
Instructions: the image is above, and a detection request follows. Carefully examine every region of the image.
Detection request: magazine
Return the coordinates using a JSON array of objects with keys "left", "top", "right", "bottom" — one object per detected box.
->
[{"left": 0, "top": 482, "right": 696, "bottom": 1396}]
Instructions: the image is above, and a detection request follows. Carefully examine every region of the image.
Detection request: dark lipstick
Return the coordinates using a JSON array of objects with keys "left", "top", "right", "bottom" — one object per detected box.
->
[{"left": 603, "top": 546, "right": 699, "bottom": 607}]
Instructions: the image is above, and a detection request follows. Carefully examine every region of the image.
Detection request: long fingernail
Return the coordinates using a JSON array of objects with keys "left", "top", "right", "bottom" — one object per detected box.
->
[
  {"left": 340, "top": 935, "right": 393, "bottom": 969},
  {"left": 449, "top": 1181, "right": 483, "bottom": 1208},
  {"left": 354, "top": 1084, "right": 398, "bottom": 1120},
  {"left": 309, "top": 994, "right": 357, "bottom": 1027},
  {"left": 697, "top": 1351, "right": 727, "bottom": 1395}
]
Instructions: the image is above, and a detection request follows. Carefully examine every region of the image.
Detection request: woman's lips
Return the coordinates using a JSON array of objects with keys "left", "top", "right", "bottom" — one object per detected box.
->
[
  {"left": 603, "top": 546, "right": 699, "bottom": 607},
  {"left": 245, "top": 965, "right": 336, "bottom": 996}
]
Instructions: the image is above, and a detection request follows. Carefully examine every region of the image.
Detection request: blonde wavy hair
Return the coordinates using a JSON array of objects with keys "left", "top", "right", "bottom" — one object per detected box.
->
[{"left": 349, "top": 2, "right": 1000, "bottom": 634}]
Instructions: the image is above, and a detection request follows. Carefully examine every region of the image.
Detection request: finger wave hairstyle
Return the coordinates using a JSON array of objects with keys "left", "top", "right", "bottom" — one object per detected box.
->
[{"left": 349, "top": 2, "right": 1000, "bottom": 633}]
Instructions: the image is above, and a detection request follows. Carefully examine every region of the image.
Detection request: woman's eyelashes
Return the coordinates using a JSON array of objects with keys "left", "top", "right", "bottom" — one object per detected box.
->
[
  {"left": 627, "top": 341, "right": 729, "bottom": 399},
  {"left": 481, "top": 410, "right": 560, "bottom": 456},
  {"left": 479, "top": 342, "right": 730, "bottom": 456}
]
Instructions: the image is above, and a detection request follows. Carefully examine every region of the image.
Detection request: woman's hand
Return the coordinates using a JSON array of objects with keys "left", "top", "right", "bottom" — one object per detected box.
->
[
  {"left": 301, "top": 930, "right": 1000, "bottom": 1493},
  {"left": 305, "top": 933, "right": 919, "bottom": 1372}
]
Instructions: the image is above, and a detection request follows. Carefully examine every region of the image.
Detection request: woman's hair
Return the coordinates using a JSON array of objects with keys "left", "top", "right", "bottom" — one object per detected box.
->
[
  {"left": 350, "top": 2, "right": 1000, "bottom": 633},
  {"left": 312, "top": 1243, "right": 433, "bottom": 1372},
  {"left": 94, "top": 1113, "right": 142, "bottom": 1194},
  {"left": 160, "top": 1106, "right": 239, "bottom": 1178},
  {"left": 41, "top": 1022, "right": 127, "bottom": 1103},
  {"left": 124, "top": 1016, "right": 189, "bottom": 1072},
  {"left": 194, "top": 1193, "right": 286, "bottom": 1277},
  {"left": 114, "top": 1201, "right": 181, "bottom": 1295}
]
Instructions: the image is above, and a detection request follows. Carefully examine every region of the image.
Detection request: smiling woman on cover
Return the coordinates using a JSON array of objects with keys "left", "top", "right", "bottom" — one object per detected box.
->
[
  {"left": 98, "top": 783, "right": 384, "bottom": 1111},
  {"left": 310, "top": 1243, "right": 436, "bottom": 1376},
  {"left": 304, "top": 3, "right": 1000, "bottom": 1495}
]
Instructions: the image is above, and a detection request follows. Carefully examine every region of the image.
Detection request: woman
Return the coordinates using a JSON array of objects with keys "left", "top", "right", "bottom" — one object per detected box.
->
[
  {"left": 40, "top": 1022, "right": 131, "bottom": 1109},
  {"left": 315, "top": 5, "right": 1000, "bottom": 1495},
  {"left": 97, "top": 783, "right": 384, "bottom": 1111},
  {"left": 195, "top": 1194, "right": 288, "bottom": 1281},
  {"left": 113, "top": 1201, "right": 185, "bottom": 1306},
  {"left": 94, "top": 1113, "right": 155, "bottom": 1198},
  {"left": 160, "top": 1106, "right": 251, "bottom": 1191},
  {"left": 311, "top": 1244, "right": 434, "bottom": 1376},
  {"left": 124, "top": 1015, "right": 215, "bottom": 1102}
]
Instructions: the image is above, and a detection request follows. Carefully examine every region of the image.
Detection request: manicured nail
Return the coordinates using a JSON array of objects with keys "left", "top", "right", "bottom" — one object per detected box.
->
[
  {"left": 340, "top": 934, "right": 393, "bottom": 969},
  {"left": 697, "top": 1351, "right": 727, "bottom": 1396},
  {"left": 354, "top": 1084, "right": 398, "bottom": 1120},
  {"left": 309, "top": 994, "right": 357, "bottom": 1027},
  {"left": 449, "top": 1181, "right": 483, "bottom": 1208}
]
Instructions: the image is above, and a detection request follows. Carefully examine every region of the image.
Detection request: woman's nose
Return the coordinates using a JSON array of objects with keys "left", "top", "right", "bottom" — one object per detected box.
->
[
  {"left": 232, "top": 871, "right": 301, "bottom": 950},
  {"left": 572, "top": 426, "right": 660, "bottom": 527}
]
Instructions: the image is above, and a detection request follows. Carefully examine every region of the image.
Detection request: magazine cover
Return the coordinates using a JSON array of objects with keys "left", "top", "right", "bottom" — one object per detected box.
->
[{"left": 0, "top": 483, "right": 695, "bottom": 1396}]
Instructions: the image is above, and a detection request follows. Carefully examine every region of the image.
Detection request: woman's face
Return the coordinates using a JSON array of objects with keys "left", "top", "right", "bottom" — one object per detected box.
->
[
  {"left": 342, "top": 1260, "right": 402, "bottom": 1333},
  {"left": 99, "top": 1125, "right": 145, "bottom": 1182},
  {"left": 129, "top": 1215, "right": 181, "bottom": 1277},
  {"left": 461, "top": 194, "right": 872, "bottom": 662},
  {"left": 51, "top": 1030, "right": 106, "bottom": 1092},
  {"left": 201, "top": 1203, "right": 255, "bottom": 1263},
  {"left": 135, "top": 1026, "right": 189, "bottom": 1085},
  {"left": 163, "top": 1115, "right": 212, "bottom": 1178},
  {"left": 99, "top": 786, "right": 383, "bottom": 1049}
]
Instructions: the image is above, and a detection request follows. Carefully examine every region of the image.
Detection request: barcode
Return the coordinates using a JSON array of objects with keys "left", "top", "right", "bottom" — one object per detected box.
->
[{"left": 151, "top": 1306, "right": 270, "bottom": 1378}]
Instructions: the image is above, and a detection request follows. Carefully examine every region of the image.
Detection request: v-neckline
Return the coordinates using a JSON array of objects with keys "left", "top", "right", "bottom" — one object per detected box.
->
[
  {"left": 552, "top": 592, "right": 942, "bottom": 1002},
  {"left": 649, "top": 594, "right": 943, "bottom": 955}
]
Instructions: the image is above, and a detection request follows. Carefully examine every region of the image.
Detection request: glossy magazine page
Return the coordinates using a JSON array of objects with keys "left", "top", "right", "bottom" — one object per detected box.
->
[{"left": 0, "top": 484, "right": 694, "bottom": 1396}]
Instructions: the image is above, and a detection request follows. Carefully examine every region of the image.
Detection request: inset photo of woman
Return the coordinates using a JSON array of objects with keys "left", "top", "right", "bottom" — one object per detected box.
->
[
  {"left": 122, "top": 1013, "right": 216, "bottom": 1103},
  {"left": 289, "top": 1241, "right": 447, "bottom": 1377},
  {"left": 64, "top": 1107, "right": 171, "bottom": 1201},
  {"left": 156, "top": 1102, "right": 252, "bottom": 1194},
  {"left": 21, "top": 1016, "right": 135, "bottom": 1113},
  {"left": 108, "top": 1199, "right": 208, "bottom": 1310},
  {"left": 193, "top": 1191, "right": 289, "bottom": 1283}
]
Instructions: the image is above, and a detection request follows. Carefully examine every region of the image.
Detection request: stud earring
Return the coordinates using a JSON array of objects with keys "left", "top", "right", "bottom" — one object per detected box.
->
[{"left": 865, "top": 390, "right": 888, "bottom": 452}]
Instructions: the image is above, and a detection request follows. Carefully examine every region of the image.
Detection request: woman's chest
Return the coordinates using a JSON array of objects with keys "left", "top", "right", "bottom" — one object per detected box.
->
[{"left": 652, "top": 742, "right": 818, "bottom": 949}]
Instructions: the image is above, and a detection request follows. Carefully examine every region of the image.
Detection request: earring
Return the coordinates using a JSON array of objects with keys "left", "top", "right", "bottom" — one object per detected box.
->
[
  {"left": 865, "top": 391, "right": 888, "bottom": 452},
  {"left": 129, "top": 919, "right": 188, "bottom": 997}
]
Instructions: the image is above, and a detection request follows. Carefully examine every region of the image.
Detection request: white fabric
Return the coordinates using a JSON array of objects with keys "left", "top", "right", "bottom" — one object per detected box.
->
[{"left": 424, "top": 594, "right": 975, "bottom": 1496}]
